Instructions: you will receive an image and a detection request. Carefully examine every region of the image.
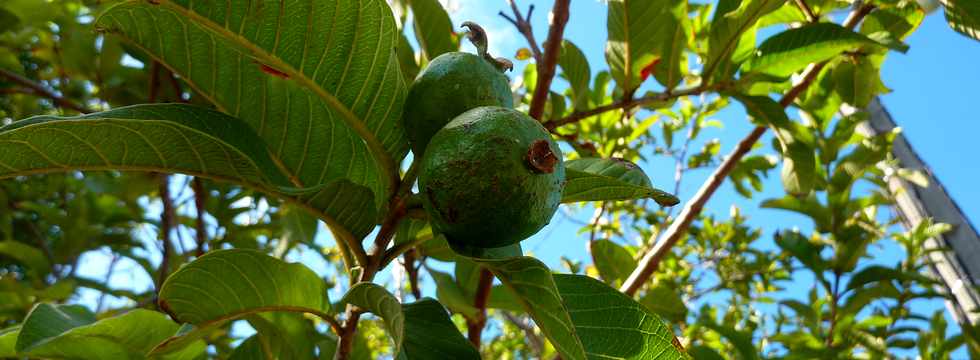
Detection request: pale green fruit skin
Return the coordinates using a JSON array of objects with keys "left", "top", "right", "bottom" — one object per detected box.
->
[
  {"left": 419, "top": 107, "right": 564, "bottom": 249},
  {"left": 403, "top": 52, "right": 513, "bottom": 156}
]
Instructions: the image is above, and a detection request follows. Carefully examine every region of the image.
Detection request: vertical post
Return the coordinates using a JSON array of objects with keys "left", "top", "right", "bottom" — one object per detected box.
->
[{"left": 855, "top": 98, "right": 980, "bottom": 326}]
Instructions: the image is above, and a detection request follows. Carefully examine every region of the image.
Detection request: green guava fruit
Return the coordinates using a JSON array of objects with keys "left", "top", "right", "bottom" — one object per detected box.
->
[
  {"left": 403, "top": 52, "right": 513, "bottom": 156},
  {"left": 418, "top": 106, "right": 565, "bottom": 249}
]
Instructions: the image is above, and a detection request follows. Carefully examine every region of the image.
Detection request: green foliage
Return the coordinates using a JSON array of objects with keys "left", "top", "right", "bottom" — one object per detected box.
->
[
  {"left": 563, "top": 158, "right": 678, "bottom": 205},
  {"left": 95, "top": 0, "right": 409, "bottom": 219},
  {"left": 555, "top": 274, "right": 689, "bottom": 359},
  {"left": 0, "top": 0, "right": 974, "bottom": 358},
  {"left": 940, "top": 0, "right": 980, "bottom": 40}
]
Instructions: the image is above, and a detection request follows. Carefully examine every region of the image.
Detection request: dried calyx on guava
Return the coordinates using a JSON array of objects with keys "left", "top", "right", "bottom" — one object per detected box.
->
[
  {"left": 419, "top": 106, "right": 565, "bottom": 249},
  {"left": 403, "top": 21, "right": 514, "bottom": 156}
]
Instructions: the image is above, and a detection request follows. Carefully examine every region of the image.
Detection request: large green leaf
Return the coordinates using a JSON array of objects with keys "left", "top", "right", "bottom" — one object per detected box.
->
[
  {"left": 743, "top": 23, "right": 883, "bottom": 77},
  {"left": 397, "top": 298, "right": 479, "bottom": 359},
  {"left": 653, "top": 0, "right": 688, "bottom": 90},
  {"left": 15, "top": 304, "right": 204, "bottom": 359},
  {"left": 95, "top": 0, "right": 409, "bottom": 226},
  {"left": 339, "top": 282, "right": 405, "bottom": 354},
  {"left": 408, "top": 0, "right": 458, "bottom": 60},
  {"left": 940, "top": 0, "right": 980, "bottom": 41},
  {"left": 705, "top": 0, "right": 783, "bottom": 81},
  {"left": 591, "top": 240, "right": 637, "bottom": 287},
  {"left": 153, "top": 249, "right": 329, "bottom": 355},
  {"left": 861, "top": 5, "right": 925, "bottom": 42},
  {"left": 0, "top": 104, "right": 377, "bottom": 238},
  {"left": 559, "top": 40, "right": 592, "bottom": 110},
  {"left": 478, "top": 257, "right": 587, "bottom": 360},
  {"left": 554, "top": 274, "right": 689, "bottom": 359},
  {"left": 562, "top": 158, "right": 679, "bottom": 205},
  {"left": 0, "top": 104, "right": 287, "bottom": 187},
  {"left": 606, "top": 0, "right": 687, "bottom": 92}
]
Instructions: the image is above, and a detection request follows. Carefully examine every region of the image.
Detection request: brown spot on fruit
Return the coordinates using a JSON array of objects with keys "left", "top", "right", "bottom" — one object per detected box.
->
[{"left": 526, "top": 139, "right": 558, "bottom": 174}]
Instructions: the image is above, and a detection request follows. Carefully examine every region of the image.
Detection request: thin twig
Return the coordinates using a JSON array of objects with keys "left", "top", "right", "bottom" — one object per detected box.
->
[
  {"left": 336, "top": 160, "right": 417, "bottom": 359},
  {"left": 826, "top": 271, "right": 841, "bottom": 347},
  {"left": 467, "top": 268, "right": 495, "bottom": 347},
  {"left": 527, "top": 0, "right": 571, "bottom": 120},
  {"left": 502, "top": 312, "right": 544, "bottom": 356},
  {"left": 618, "top": 4, "right": 876, "bottom": 296},
  {"left": 148, "top": 62, "right": 161, "bottom": 103},
  {"left": 192, "top": 177, "right": 207, "bottom": 257},
  {"left": 545, "top": 85, "right": 709, "bottom": 131},
  {"left": 794, "top": 0, "right": 818, "bottom": 22},
  {"left": 404, "top": 249, "right": 422, "bottom": 299},
  {"left": 500, "top": 1, "right": 543, "bottom": 63},
  {"left": 156, "top": 175, "right": 176, "bottom": 292},
  {"left": 381, "top": 234, "right": 432, "bottom": 267},
  {"left": 0, "top": 68, "right": 92, "bottom": 113},
  {"left": 96, "top": 254, "right": 120, "bottom": 312}
]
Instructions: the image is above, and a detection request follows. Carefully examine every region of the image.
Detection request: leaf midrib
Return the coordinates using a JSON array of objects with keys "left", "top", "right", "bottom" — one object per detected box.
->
[{"left": 151, "top": 0, "right": 397, "bottom": 190}]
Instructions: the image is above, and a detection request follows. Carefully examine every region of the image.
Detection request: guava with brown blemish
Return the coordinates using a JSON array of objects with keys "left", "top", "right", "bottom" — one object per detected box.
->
[{"left": 419, "top": 106, "right": 564, "bottom": 248}]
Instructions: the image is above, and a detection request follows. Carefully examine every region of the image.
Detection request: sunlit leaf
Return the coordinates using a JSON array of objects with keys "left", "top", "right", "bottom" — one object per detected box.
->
[
  {"left": 606, "top": 0, "right": 687, "bottom": 91},
  {"left": 591, "top": 240, "right": 636, "bottom": 286},
  {"left": 744, "top": 23, "right": 883, "bottom": 77},
  {"left": 562, "top": 158, "right": 679, "bottom": 205},
  {"left": 408, "top": 0, "right": 458, "bottom": 59},
  {"left": 559, "top": 40, "right": 591, "bottom": 110},
  {"left": 733, "top": 95, "right": 815, "bottom": 195},
  {"left": 940, "top": 0, "right": 980, "bottom": 41},
  {"left": 706, "top": 0, "right": 783, "bottom": 81}
]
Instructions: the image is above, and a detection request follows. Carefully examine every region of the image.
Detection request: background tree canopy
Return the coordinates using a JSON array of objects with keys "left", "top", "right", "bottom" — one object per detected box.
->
[{"left": 0, "top": 0, "right": 978, "bottom": 359}]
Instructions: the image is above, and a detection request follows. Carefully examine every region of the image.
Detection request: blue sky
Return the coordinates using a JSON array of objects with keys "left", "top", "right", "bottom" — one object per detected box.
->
[{"left": 71, "top": 0, "right": 980, "bottom": 354}]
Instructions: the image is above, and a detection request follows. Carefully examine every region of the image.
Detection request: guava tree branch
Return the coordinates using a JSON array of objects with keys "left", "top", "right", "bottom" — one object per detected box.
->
[
  {"left": 527, "top": 0, "right": 570, "bottom": 121},
  {"left": 500, "top": 1, "right": 542, "bottom": 63},
  {"left": 192, "top": 177, "right": 207, "bottom": 256},
  {"left": 794, "top": 0, "right": 818, "bottom": 22},
  {"left": 156, "top": 175, "right": 176, "bottom": 292},
  {"left": 336, "top": 159, "right": 420, "bottom": 359},
  {"left": 545, "top": 85, "right": 712, "bottom": 131},
  {"left": 618, "top": 3, "right": 876, "bottom": 296},
  {"left": 0, "top": 68, "right": 92, "bottom": 114},
  {"left": 467, "top": 268, "right": 495, "bottom": 346}
]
